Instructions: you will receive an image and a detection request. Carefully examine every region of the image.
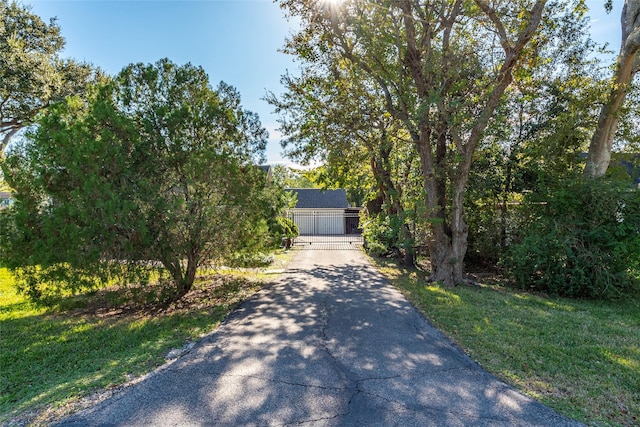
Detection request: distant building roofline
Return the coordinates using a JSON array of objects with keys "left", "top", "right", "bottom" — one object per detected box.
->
[{"left": 287, "top": 188, "right": 350, "bottom": 209}]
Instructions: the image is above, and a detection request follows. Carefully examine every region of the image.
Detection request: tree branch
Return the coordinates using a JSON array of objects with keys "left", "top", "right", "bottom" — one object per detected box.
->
[
  {"left": 474, "top": 0, "right": 511, "bottom": 53},
  {"left": 1, "top": 126, "right": 21, "bottom": 154},
  {"left": 465, "top": 0, "right": 547, "bottom": 168}
]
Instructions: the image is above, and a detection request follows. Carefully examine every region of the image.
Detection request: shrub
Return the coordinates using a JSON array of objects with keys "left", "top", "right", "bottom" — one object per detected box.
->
[
  {"left": 277, "top": 216, "right": 299, "bottom": 239},
  {"left": 361, "top": 214, "right": 401, "bottom": 257},
  {"left": 500, "top": 179, "right": 640, "bottom": 299},
  {"left": 267, "top": 216, "right": 299, "bottom": 248},
  {"left": 364, "top": 240, "right": 390, "bottom": 257},
  {"left": 227, "top": 252, "right": 275, "bottom": 268},
  {"left": 465, "top": 201, "right": 531, "bottom": 269},
  {"left": 0, "top": 60, "right": 274, "bottom": 305},
  {"left": 465, "top": 202, "right": 502, "bottom": 267}
]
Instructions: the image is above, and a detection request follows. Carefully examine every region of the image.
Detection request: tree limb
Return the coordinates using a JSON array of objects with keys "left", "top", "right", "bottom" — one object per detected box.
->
[
  {"left": 585, "top": 0, "right": 640, "bottom": 178},
  {"left": 474, "top": 0, "right": 511, "bottom": 53},
  {"left": 1, "top": 126, "right": 21, "bottom": 154}
]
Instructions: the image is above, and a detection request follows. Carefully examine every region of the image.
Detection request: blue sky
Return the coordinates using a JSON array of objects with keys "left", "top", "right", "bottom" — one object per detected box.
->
[{"left": 26, "top": 0, "right": 624, "bottom": 165}]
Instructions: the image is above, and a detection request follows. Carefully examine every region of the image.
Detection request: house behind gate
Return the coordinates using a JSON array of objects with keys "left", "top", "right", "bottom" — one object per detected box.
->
[{"left": 287, "top": 188, "right": 361, "bottom": 235}]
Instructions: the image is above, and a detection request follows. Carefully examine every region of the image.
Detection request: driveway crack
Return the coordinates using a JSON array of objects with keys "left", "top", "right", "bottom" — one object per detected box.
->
[{"left": 210, "top": 371, "right": 353, "bottom": 391}]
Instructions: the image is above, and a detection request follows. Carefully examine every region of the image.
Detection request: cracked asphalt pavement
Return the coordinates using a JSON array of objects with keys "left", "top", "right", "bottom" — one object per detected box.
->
[{"left": 55, "top": 245, "right": 583, "bottom": 426}]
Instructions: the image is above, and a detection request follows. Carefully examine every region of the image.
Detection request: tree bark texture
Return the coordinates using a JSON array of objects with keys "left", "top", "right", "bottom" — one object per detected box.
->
[
  {"left": 585, "top": 0, "right": 640, "bottom": 179},
  {"left": 1, "top": 125, "right": 20, "bottom": 155},
  {"left": 309, "top": 0, "right": 546, "bottom": 286},
  {"left": 401, "top": 0, "right": 546, "bottom": 285}
]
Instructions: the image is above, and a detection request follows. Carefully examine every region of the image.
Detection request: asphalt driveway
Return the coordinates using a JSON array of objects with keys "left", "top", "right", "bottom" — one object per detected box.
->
[{"left": 55, "top": 245, "right": 582, "bottom": 426}]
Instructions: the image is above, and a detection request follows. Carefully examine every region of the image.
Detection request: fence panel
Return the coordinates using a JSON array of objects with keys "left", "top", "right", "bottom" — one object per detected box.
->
[{"left": 288, "top": 210, "right": 363, "bottom": 249}]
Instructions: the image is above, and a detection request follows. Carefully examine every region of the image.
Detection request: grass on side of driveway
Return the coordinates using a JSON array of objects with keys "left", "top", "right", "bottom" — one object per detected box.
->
[
  {"left": 371, "top": 257, "right": 640, "bottom": 427},
  {"left": 0, "top": 248, "right": 297, "bottom": 426}
]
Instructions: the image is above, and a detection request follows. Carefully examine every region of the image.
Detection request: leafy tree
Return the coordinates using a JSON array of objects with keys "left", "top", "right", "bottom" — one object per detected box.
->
[
  {"left": 270, "top": 164, "right": 317, "bottom": 188},
  {"left": 1, "top": 59, "right": 272, "bottom": 303},
  {"left": 279, "top": 0, "right": 546, "bottom": 285},
  {"left": 466, "top": 0, "right": 604, "bottom": 263},
  {"left": 0, "top": 0, "right": 97, "bottom": 154},
  {"left": 267, "top": 62, "right": 418, "bottom": 264}
]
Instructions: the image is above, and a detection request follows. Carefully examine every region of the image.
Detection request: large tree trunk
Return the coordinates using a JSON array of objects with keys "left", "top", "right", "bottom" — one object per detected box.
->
[
  {"left": 417, "top": 134, "right": 457, "bottom": 286},
  {"left": 179, "top": 258, "right": 198, "bottom": 299},
  {"left": 418, "top": 130, "right": 470, "bottom": 286},
  {"left": 404, "top": 0, "right": 546, "bottom": 286},
  {"left": 163, "top": 254, "right": 198, "bottom": 303},
  {"left": 585, "top": 0, "right": 640, "bottom": 179}
]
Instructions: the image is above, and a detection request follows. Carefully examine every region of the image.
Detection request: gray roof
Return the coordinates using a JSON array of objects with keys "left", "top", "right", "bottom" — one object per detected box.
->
[{"left": 288, "top": 188, "right": 349, "bottom": 209}]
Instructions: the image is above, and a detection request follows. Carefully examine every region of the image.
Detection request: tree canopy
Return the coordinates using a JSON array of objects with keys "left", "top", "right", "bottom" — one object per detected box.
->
[
  {"left": 277, "top": 0, "right": 547, "bottom": 284},
  {"left": 272, "top": 0, "right": 640, "bottom": 298},
  {"left": 0, "top": 0, "right": 97, "bottom": 154},
  {"left": 0, "top": 59, "right": 275, "bottom": 303}
]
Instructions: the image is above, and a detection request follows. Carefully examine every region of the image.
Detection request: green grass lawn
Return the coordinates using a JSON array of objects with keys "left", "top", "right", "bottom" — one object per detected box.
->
[
  {"left": 0, "top": 249, "right": 296, "bottom": 426},
  {"left": 371, "top": 257, "right": 640, "bottom": 427}
]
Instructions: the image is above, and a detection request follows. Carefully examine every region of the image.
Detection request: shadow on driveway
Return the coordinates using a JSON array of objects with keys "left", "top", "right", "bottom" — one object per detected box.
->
[{"left": 55, "top": 249, "right": 582, "bottom": 426}]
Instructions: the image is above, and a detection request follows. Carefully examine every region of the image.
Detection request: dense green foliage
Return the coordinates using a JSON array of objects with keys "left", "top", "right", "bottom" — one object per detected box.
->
[
  {"left": 277, "top": 0, "right": 636, "bottom": 285},
  {"left": 361, "top": 213, "right": 413, "bottom": 258},
  {"left": 270, "top": 164, "right": 318, "bottom": 189},
  {"left": 273, "top": 216, "right": 299, "bottom": 240},
  {"left": 0, "top": 59, "right": 278, "bottom": 304},
  {"left": 501, "top": 179, "right": 640, "bottom": 299},
  {"left": 463, "top": 0, "right": 605, "bottom": 268}
]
